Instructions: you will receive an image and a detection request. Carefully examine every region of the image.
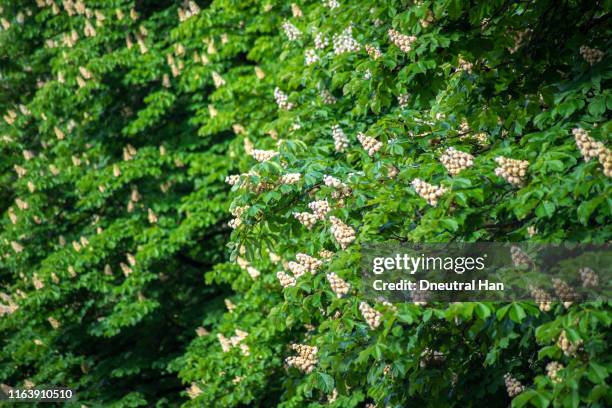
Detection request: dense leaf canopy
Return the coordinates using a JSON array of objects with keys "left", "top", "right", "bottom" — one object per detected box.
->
[{"left": 0, "top": 0, "right": 610, "bottom": 407}]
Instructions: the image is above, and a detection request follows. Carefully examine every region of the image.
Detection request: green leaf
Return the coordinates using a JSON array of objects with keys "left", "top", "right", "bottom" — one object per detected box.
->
[
  {"left": 509, "top": 304, "right": 527, "bottom": 323},
  {"left": 316, "top": 372, "right": 335, "bottom": 393},
  {"left": 577, "top": 196, "right": 604, "bottom": 225}
]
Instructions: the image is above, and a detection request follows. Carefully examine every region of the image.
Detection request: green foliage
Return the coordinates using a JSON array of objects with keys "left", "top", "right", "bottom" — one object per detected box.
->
[{"left": 0, "top": 0, "right": 610, "bottom": 407}]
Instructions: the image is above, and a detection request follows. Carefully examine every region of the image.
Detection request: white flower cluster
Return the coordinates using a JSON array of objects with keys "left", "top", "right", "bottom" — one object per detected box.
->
[
  {"left": 579, "top": 267, "right": 598, "bottom": 287},
  {"left": 357, "top": 132, "right": 382, "bottom": 156},
  {"left": 503, "top": 374, "right": 525, "bottom": 397},
  {"left": 186, "top": 383, "right": 202, "bottom": 399},
  {"left": 599, "top": 147, "right": 612, "bottom": 177},
  {"left": 314, "top": 32, "right": 329, "bottom": 49},
  {"left": 460, "top": 130, "right": 489, "bottom": 146},
  {"left": 397, "top": 93, "right": 410, "bottom": 108},
  {"left": 287, "top": 261, "right": 307, "bottom": 278},
  {"left": 557, "top": 330, "right": 582, "bottom": 356},
  {"left": 293, "top": 212, "right": 318, "bottom": 229},
  {"left": 319, "top": 249, "right": 334, "bottom": 259},
  {"left": 457, "top": 121, "right": 489, "bottom": 146},
  {"left": 14, "top": 165, "right": 26, "bottom": 178},
  {"left": 529, "top": 286, "right": 552, "bottom": 312},
  {"left": 296, "top": 253, "right": 323, "bottom": 273},
  {"left": 237, "top": 256, "right": 260, "bottom": 279},
  {"left": 195, "top": 326, "right": 209, "bottom": 337},
  {"left": 323, "top": 0, "right": 340, "bottom": 9},
  {"left": 7, "top": 208, "right": 17, "bottom": 224},
  {"left": 305, "top": 49, "right": 319, "bottom": 65},
  {"left": 274, "top": 87, "right": 294, "bottom": 110},
  {"left": 420, "top": 10, "right": 434, "bottom": 28},
  {"left": 3, "top": 109, "right": 17, "bottom": 125},
  {"left": 457, "top": 56, "right": 473, "bottom": 73},
  {"left": 508, "top": 29, "right": 531, "bottom": 54},
  {"left": 365, "top": 44, "right": 382, "bottom": 60},
  {"left": 291, "top": 3, "right": 303, "bottom": 18},
  {"left": 527, "top": 225, "right": 537, "bottom": 237},
  {"left": 573, "top": 128, "right": 611, "bottom": 177},
  {"left": 510, "top": 246, "right": 531, "bottom": 267},
  {"left": 388, "top": 29, "right": 416, "bottom": 52},
  {"left": 308, "top": 200, "right": 330, "bottom": 220},
  {"left": 329, "top": 216, "right": 355, "bottom": 249},
  {"left": 217, "top": 333, "right": 232, "bottom": 352},
  {"left": 332, "top": 124, "right": 349, "bottom": 152},
  {"left": 579, "top": 45, "right": 604, "bottom": 65},
  {"left": 225, "top": 174, "right": 241, "bottom": 186},
  {"left": 147, "top": 208, "right": 158, "bottom": 224},
  {"left": 177, "top": 1, "right": 200, "bottom": 21},
  {"left": 228, "top": 205, "right": 249, "bottom": 229},
  {"left": 254, "top": 66, "right": 265, "bottom": 79},
  {"left": 440, "top": 147, "right": 474, "bottom": 175},
  {"left": 332, "top": 27, "right": 360, "bottom": 55},
  {"left": 280, "top": 173, "right": 301, "bottom": 184},
  {"left": 494, "top": 156, "right": 529, "bottom": 186},
  {"left": 211, "top": 71, "right": 225, "bottom": 88},
  {"left": 251, "top": 149, "right": 278, "bottom": 162},
  {"left": 320, "top": 89, "right": 336, "bottom": 104},
  {"left": 232, "top": 124, "right": 246, "bottom": 135},
  {"left": 383, "top": 364, "right": 393, "bottom": 377},
  {"left": 411, "top": 179, "right": 447, "bottom": 206},
  {"left": 286, "top": 344, "right": 318, "bottom": 373},
  {"left": 323, "top": 174, "right": 346, "bottom": 189},
  {"left": 328, "top": 388, "right": 338, "bottom": 403},
  {"left": 112, "top": 164, "right": 121, "bottom": 178},
  {"left": 15, "top": 198, "right": 28, "bottom": 210},
  {"left": 229, "top": 329, "right": 249, "bottom": 348},
  {"left": 546, "top": 362, "right": 563, "bottom": 383},
  {"left": 359, "top": 302, "right": 382, "bottom": 329},
  {"left": 126, "top": 186, "right": 141, "bottom": 212},
  {"left": 32, "top": 273, "right": 44, "bottom": 290},
  {"left": 552, "top": 278, "right": 577, "bottom": 307},
  {"left": 48, "top": 317, "right": 61, "bottom": 329},
  {"left": 277, "top": 271, "right": 296, "bottom": 287},
  {"left": 0, "top": 293, "right": 18, "bottom": 316},
  {"left": 225, "top": 298, "right": 236, "bottom": 313},
  {"left": 120, "top": 262, "right": 133, "bottom": 277},
  {"left": 282, "top": 21, "right": 301, "bottom": 41},
  {"left": 83, "top": 20, "right": 97, "bottom": 37},
  {"left": 323, "top": 174, "right": 351, "bottom": 200},
  {"left": 123, "top": 144, "right": 137, "bottom": 161},
  {"left": 573, "top": 127, "right": 602, "bottom": 161},
  {"left": 326, "top": 272, "right": 350, "bottom": 297}
]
